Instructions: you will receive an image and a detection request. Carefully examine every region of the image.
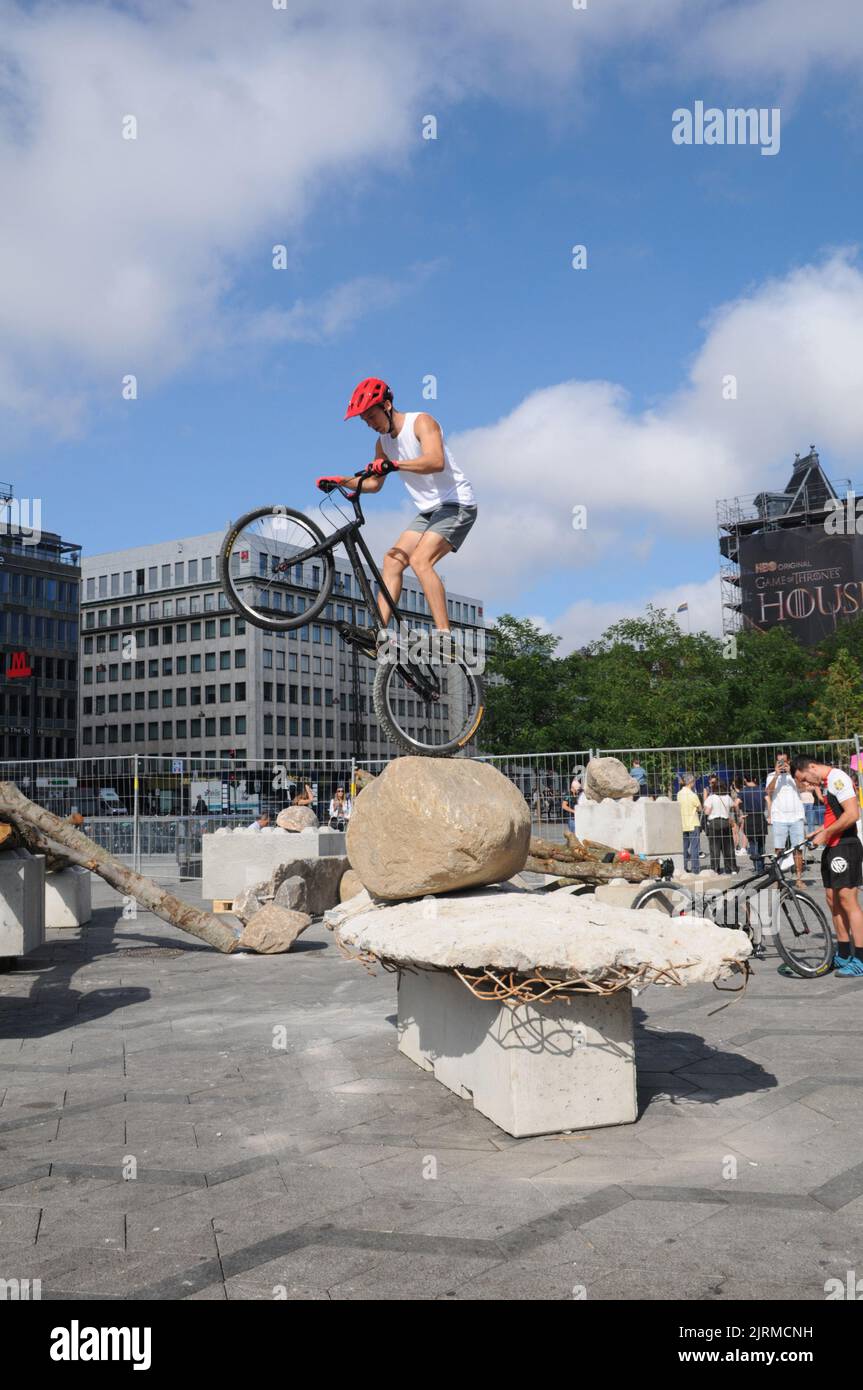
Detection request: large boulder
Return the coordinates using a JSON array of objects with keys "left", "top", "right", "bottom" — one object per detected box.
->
[
  {"left": 584, "top": 757, "right": 640, "bottom": 803},
  {"left": 276, "top": 806, "right": 319, "bottom": 832},
  {"left": 238, "top": 904, "right": 312, "bottom": 954},
  {"left": 346, "top": 756, "right": 530, "bottom": 901}
]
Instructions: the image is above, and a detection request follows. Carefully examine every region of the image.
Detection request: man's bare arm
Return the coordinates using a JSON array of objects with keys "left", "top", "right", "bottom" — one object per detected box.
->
[{"left": 393, "top": 413, "right": 445, "bottom": 475}]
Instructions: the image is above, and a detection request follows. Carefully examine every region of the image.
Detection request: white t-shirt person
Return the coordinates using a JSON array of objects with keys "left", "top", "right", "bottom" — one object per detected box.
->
[
  {"left": 769, "top": 771, "right": 805, "bottom": 824},
  {"left": 704, "top": 793, "right": 733, "bottom": 821}
]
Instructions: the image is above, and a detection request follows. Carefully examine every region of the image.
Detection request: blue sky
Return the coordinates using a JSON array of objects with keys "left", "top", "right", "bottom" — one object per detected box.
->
[{"left": 2, "top": 0, "right": 863, "bottom": 648}]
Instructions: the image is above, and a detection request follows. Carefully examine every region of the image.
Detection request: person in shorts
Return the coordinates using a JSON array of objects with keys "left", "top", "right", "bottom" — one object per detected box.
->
[
  {"left": 317, "top": 377, "right": 476, "bottom": 655},
  {"left": 766, "top": 752, "right": 806, "bottom": 889},
  {"left": 792, "top": 756, "right": 863, "bottom": 976}
]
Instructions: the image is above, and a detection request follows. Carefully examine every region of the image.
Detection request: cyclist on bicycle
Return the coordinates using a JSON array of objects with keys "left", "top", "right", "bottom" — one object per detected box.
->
[
  {"left": 317, "top": 377, "right": 477, "bottom": 652},
  {"left": 792, "top": 756, "right": 863, "bottom": 975}
]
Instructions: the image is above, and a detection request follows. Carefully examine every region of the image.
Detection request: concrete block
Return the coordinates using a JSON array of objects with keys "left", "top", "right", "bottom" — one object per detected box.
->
[
  {"left": 594, "top": 881, "right": 646, "bottom": 909},
  {"left": 397, "top": 968, "right": 637, "bottom": 1138},
  {"left": 44, "top": 867, "right": 92, "bottom": 929},
  {"left": 575, "top": 798, "right": 682, "bottom": 858},
  {"left": 0, "top": 849, "right": 46, "bottom": 958},
  {"left": 202, "top": 826, "right": 345, "bottom": 899}
]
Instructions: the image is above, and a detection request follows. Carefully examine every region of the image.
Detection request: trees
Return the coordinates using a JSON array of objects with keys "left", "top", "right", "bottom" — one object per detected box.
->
[
  {"left": 807, "top": 649, "right": 863, "bottom": 740},
  {"left": 482, "top": 615, "right": 584, "bottom": 753},
  {"left": 480, "top": 605, "right": 863, "bottom": 755}
]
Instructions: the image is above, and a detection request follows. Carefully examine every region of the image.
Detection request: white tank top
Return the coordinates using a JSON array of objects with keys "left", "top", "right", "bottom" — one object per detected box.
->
[{"left": 379, "top": 412, "right": 475, "bottom": 512}]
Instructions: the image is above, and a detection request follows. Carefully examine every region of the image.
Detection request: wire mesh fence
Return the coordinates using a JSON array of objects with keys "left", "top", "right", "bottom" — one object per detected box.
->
[{"left": 1, "top": 737, "right": 860, "bottom": 879}]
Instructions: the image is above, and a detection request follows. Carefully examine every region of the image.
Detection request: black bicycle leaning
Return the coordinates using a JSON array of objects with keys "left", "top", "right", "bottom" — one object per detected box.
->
[
  {"left": 631, "top": 839, "right": 833, "bottom": 978},
  {"left": 219, "top": 473, "right": 485, "bottom": 757}
]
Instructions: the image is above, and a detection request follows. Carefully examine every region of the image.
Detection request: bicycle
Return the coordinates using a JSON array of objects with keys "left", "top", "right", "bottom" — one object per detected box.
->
[
  {"left": 631, "top": 839, "right": 833, "bottom": 978},
  {"left": 219, "top": 472, "right": 485, "bottom": 757}
]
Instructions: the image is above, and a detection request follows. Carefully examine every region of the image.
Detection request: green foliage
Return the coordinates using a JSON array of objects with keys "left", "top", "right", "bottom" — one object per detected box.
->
[
  {"left": 807, "top": 648, "right": 863, "bottom": 740},
  {"left": 479, "top": 606, "right": 863, "bottom": 754}
]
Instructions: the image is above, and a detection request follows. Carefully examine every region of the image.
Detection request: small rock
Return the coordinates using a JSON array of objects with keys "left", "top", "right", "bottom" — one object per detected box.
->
[
  {"left": 339, "top": 868, "right": 364, "bottom": 902},
  {"left": 583, "top": 757, "right": 640, "bottom": 803},
  {"left": 238, "top": 904, "right": 312, "bottom": 954},
  {"left": 231, "top": 886, "right": 263, "bottom": 925},
  {"left": 274, "top": 874, "right": 308, "bottom": 914},
  {"left": 276, "top": 807, "right": 319, "bottom": 832}
]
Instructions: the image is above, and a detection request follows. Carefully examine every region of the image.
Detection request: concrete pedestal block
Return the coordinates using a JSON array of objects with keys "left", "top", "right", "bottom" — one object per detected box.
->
[
  {"left": 202, "top": 827, "right": 345, "bottom": 899},
  {"left": 45, "top": 867, "right": 92, "bottom": 929},
  {"left": 0, "top": 850, "right": 46, "bottom": 958},
  {"left": 397, "top": 968, "right": 637, "bottom": 1138},
  {"left": 575, "top": 798, "right": 682, "bottom": 857}
]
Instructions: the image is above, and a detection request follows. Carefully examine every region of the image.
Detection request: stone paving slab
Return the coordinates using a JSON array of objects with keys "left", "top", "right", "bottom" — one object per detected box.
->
[{"left": 1, "top": 874, "right": 863, "bottom": 1300}]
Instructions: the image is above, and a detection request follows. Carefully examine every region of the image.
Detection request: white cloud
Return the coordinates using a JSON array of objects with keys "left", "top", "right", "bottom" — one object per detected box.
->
[
  {"left": 537, "top": 573, "right": 723, "bottom": 654},
  {"left": 1, "top": 0, "right": 859, "bottom": 433}
]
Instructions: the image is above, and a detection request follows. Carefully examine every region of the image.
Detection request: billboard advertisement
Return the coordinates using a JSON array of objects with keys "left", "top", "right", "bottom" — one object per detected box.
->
[{"left": 738, "top": 526, "right": 863, "bottom": 646}]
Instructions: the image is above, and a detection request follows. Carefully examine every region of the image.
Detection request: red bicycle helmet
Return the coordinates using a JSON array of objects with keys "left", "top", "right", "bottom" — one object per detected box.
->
[{"left": 344, "top": 376, "right": 392, "bottom": 420}]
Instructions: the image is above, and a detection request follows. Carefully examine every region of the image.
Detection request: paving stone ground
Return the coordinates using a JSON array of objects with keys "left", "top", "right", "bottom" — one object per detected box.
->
[{"left": 1, "top": 873, "right": 862, "bottom": 1301}]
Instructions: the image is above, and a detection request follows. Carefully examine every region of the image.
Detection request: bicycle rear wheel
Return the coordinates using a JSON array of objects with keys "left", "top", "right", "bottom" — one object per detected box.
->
[
  {"left": 373, "top": 654, "right": 484, "bottom": 756},
  {"left": 772, "top": 887, "right": 833, "bottom": 977},
  {"left": 220, "top": 506, "right": 334, "bottom": 632},
  {"left": 631, "top": 882, "right": 697, "bottom": 916}
]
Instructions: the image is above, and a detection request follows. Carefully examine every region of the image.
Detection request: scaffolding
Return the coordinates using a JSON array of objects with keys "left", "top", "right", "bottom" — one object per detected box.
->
[{"left": 716, "top": 447, "right": 850, "bottom": 635}]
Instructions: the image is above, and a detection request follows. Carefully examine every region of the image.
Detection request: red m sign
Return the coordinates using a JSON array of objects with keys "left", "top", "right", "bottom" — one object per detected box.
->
[{"left": 6, "top": 651, "right": 32, "bottom": 679}]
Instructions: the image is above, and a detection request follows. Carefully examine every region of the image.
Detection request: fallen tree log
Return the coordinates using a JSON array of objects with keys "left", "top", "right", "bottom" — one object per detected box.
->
[
  {"left": 560, "top": 832, "right": 597, "bottom": 861},
  {"left": 0, "top": 812, "right": 85, "bottom": 871},
  {"left": 525, "top": 853, "right": 659, "bottom": 882},
  {"left": 0, "top": 782, "right": 238, "bottom": 954},
  {"left": 580, "top": 837, "right": 623, "bottom": 859},
  {"left": 529, "top": 836, "right": 576, "bottom": 861}
]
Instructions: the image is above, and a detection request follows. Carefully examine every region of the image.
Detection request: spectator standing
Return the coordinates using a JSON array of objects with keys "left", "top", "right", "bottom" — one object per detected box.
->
[
  {"left": 704, "top": 779, "right": 736, "bottom": 874},
  {"left": 247, "top": 813, "right": 270, "bottom": 833},
  {"left": 630, "top": 759, "right": 647, "bottom": 800},
  {"left": 739, "top": 773, "right": 768, "bottom": 875},
  {"left": 561, "top": 773, "right": 582, "bottom": 834},
  {"left": 677, "top": 774, "right": 702, "bottom": 874},
  {"left": 766, "top": 752, "right": 806, "bottom": 889},
  {"left": 800, "top": 786, "right": 818, "bottom": 835}
]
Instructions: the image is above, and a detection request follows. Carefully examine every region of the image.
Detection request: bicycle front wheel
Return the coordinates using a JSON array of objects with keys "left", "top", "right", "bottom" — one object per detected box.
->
[
  {"left": 373, "top": 655, "right": 484, "bottom": 756},
  {"left": 772, "top": 888, "right": 834, "bottom": 977},
  {"left": 220, "top": 506, "right": 334, "bottom": 632}
]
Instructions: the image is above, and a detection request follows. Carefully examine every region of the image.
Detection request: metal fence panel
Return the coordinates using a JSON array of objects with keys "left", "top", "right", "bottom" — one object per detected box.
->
[{"left": 1, "top": 739, "right": 859, "bottom": 879}]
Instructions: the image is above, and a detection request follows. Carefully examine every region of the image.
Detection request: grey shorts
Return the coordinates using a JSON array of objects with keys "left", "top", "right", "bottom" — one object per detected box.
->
[{"left": 409, "top": 503, "right": 477, "bottom": 552}]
